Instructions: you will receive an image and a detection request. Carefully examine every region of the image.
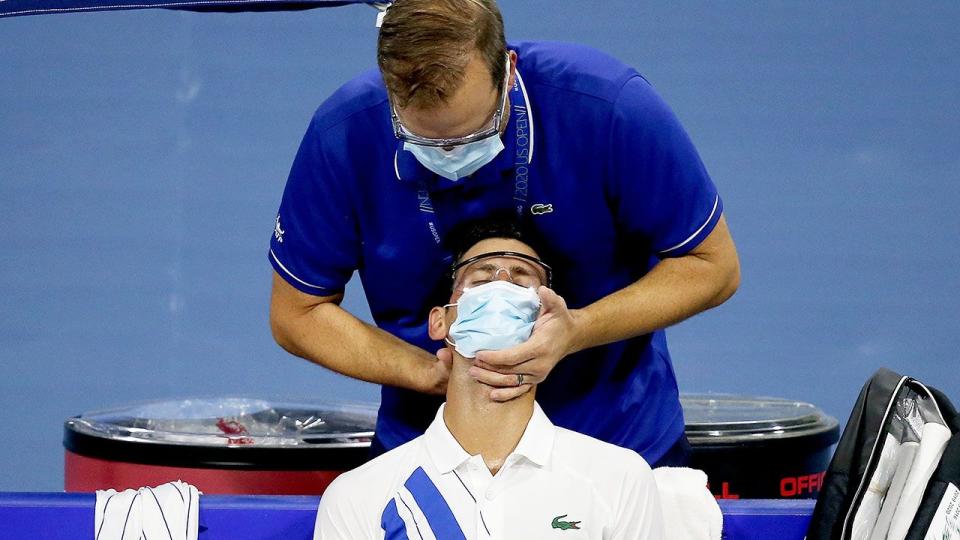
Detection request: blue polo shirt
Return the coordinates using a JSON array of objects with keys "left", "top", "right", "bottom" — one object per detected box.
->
[{"left": 269, "top": 41, "right": 722, "bottom": 465}]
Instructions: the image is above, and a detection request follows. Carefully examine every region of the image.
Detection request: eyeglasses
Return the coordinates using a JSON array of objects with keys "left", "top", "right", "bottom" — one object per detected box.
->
[
  {"left": 451, "top": 251, "right": 552, "bottom": 290},
  {"left": 390, "top": 55, "right": 511, "bottom": 148}
]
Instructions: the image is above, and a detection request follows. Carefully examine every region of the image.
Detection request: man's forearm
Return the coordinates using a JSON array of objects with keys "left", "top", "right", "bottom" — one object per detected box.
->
[
  {"left": 270, "top": 274, "right": 445, "bottom": 394},
  {"left": 571, "top": 215, "right": 740, "bottom": 353}
]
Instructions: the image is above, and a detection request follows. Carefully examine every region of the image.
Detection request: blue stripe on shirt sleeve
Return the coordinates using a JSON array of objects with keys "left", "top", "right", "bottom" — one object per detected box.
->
[
  {"left": 380, "top": 498, "right": 410, "bottom": 540},
  {"left": 404, "top": 467, "right": 467, "bottom": 540}
]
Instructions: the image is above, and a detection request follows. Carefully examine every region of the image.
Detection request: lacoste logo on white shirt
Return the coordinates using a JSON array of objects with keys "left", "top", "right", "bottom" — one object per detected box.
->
[
  {"left": 531, "top": 203, "right": 554, "bottom": 215},
  {"left": 274, "top": 215, "right": 285, "bottom": 243}
]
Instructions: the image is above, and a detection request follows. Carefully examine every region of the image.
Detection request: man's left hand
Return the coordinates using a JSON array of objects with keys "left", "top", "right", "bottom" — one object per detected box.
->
[{"left": 470, "top": 286, "right": 582, "bottom": 402}]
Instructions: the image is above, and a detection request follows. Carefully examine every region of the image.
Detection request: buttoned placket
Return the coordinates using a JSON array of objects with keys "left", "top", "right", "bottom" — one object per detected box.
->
[
  {"left": 453, "top": 453, "right": 533, "bottom": 539},
  {"left": 452, "top": 455, "right": 491, "bottom": 539}
]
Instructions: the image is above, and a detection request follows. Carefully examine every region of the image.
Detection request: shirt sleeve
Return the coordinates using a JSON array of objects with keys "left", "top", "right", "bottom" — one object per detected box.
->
[
  {"left": 609, "top": 456, "right": 666, "bottom": 540},
  {"left": 607, "top": 75, "right": 722, "bottom": 258},
  {"left": 269, "top": 115, "right": 360, "bottom": 296}
]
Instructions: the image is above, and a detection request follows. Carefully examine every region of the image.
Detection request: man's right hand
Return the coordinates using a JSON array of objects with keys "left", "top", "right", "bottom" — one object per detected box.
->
[
  {"left": 270, "top": 271, "right": 451, "bottom": 394},
  {"left": 469, "top": 286, "right": 576, "bottom": 402}
]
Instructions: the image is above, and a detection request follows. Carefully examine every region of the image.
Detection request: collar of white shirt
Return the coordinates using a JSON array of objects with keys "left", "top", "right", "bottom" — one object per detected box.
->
[{"left": 423, "top": 402, "right": 556, "bottom": 474}]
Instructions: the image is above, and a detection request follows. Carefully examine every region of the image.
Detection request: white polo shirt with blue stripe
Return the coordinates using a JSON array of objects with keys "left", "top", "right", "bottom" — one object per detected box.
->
[{"left": 314, "top": 403, "right": 664, "bottom": 540}]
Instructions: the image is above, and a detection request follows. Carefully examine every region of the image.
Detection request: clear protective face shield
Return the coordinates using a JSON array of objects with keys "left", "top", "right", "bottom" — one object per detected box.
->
[{"left": 449, "top": 250, "right": 552, "bottom": 292}]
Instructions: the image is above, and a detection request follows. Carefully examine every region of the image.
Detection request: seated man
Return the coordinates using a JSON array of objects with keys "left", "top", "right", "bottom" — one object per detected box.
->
[{"left": 315, "top": 219, "right": 665, "bottom": 539}]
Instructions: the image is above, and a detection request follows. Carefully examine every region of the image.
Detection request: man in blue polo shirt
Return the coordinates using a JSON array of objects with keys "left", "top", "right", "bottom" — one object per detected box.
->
[{"left": 268, "top": 0, "right": 740, "bottom": 467}]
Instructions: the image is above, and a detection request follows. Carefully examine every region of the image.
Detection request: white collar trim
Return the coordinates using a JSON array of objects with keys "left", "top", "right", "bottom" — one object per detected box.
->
[{"left": 515, "top": 69, "right": 534, "bottom": 164}]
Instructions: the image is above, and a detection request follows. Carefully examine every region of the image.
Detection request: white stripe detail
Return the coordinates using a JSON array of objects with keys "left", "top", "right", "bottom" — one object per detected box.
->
[
  {"left": 394, "top": 149, "right": 402, "bottom": 181},
  {"left": 395, "top": 493, "right": 425, "bottom": 540},
  {"left": 269, "top": 249, "right": 327, "bottom": 290},
  {"left": 398, "top": 487, "right": 438, "bottom": 540},
  {"left": 659, "top": 195, "right": 720, "bottom": 254},
  {"left": 515, "top": 70, "right": 534, "bottom": 164}
]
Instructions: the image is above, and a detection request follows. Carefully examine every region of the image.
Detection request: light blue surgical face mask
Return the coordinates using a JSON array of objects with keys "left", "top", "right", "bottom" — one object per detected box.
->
[
  {"left": 444, "top": 280, "right": 541, "bottom": 359},
  {"left": 404, "top": 135, "right": 505, "bottom": 181}
]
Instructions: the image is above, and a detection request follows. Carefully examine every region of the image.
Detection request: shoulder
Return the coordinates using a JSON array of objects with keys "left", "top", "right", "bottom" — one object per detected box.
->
[
  {"left": 512, "top": 40, "right": 642, "bottom": 104},
  {"left": 326, "top": 436, "right": 424, "bottom": 495},
  {"left": 315, "top": 438, "right": 426, "bottom": 538},
  {"left": 309, "top": 68, "right": 389, "bottom": 135},
  {"left": 552, "top": 427, "right": 654, "bottom": 484},
  {"left": 319, "top": 437, "right": 425, "bottom": 513}
]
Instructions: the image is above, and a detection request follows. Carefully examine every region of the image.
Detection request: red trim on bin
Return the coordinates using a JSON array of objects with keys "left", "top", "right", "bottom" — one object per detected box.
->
[{"left": 64, "top": 450, "right": 342, "bottom": 495}]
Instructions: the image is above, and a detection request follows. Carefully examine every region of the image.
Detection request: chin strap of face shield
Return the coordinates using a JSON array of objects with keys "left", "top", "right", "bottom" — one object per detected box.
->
[{"left": 373, "top": 2, "right": 392, "bottom": 28}]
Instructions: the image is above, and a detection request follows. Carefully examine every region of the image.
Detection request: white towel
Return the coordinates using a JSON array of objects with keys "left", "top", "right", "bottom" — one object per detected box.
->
[
  {"left": 852, "top": 434, "right": 902, "bottom": 540},
  {"left": 95, "top": 480, "right": 201, "bottom": 540},
  {"left": 870, "top": 441, "right": 919, "bottom": 540},
  {"left": 887, "top": 422, "right": 952, "bottom": 540},
  {"left": 653, "top": 467, "right": 722, "bottom": 540}
]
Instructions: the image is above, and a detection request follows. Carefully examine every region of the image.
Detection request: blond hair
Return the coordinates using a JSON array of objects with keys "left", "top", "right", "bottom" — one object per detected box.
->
[{"left": 377, "top": 0, "right": 507, "bottom": 109}]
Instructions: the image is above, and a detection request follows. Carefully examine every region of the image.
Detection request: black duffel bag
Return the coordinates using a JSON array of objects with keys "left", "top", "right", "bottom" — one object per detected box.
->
[{"left": 807, "top": 368, "right": 960, "bottom": 539}]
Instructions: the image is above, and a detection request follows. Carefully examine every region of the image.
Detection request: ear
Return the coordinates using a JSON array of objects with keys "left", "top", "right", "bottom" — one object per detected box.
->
[
  {"left": 507, "top": 49, "right": 518, "bottom": 88},
  {"left": 427, "top": 306, "right": 448, "bottom": 341}
]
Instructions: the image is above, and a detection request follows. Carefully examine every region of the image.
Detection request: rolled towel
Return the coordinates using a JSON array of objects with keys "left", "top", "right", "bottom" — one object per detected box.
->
[
  {"left": 887, "top": 423, "right": 952, "bottom": 540},
  {"left": 95, "top": 480, "right": 201, "bottom": 540},
  {"left": 852, "top": 433, "right": 902, "bottom": 540},
  {"left": 653, "top": 467, "right": 722, "bottom": 540},
  {"left": 870, "top": 440, "right": 919, "bottom": 540}
]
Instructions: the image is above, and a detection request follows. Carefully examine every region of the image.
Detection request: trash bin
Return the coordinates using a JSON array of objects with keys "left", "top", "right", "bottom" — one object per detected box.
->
[
  {"left": 682, "top": 394, "right": 840, "bottom": 500},
  {"left": 64, "top": 397, "right": 376, "bottom": 495}
]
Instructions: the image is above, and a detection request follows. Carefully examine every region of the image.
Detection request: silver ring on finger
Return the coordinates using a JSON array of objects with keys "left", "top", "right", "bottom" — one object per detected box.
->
[{"left": 516, "top": 373, "right": 524, "bottom": 386}]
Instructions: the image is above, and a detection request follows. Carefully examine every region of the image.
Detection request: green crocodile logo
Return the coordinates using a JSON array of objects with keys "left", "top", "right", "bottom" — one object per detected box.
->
[
  {"left": 551, "top": 514, "right": 581, "bottom": 530},
  {"left": 531, "top": 203, "right": 554, "bottom": 215}
]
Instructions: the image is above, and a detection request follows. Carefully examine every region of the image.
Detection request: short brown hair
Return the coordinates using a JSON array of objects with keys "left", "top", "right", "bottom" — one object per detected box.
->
[{"left": 377, "top": 0, "right": 507, "bottom": 110}]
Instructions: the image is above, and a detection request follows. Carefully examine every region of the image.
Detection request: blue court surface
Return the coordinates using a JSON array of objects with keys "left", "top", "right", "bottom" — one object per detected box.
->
[{"left": 1, "top": 0, "right": 959, "bottom": 496}]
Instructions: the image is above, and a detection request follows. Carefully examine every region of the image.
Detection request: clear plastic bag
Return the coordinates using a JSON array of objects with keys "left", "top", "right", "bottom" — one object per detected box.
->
[{"left": 69, "top": 397, "right": 377, "bottom": 447}]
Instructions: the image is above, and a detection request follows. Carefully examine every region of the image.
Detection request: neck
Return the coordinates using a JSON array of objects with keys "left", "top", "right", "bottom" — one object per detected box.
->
[{"left": 443, "top": 354, "right": 535, "bottom": 475}]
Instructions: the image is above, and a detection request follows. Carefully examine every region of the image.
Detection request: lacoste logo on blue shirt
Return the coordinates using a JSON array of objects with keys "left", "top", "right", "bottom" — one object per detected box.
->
[{"left": 531, "top": 203, "right": 554, "bottom": 215}]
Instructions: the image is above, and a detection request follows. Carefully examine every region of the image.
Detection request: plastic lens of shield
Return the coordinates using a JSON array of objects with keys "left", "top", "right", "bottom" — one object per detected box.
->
[{"left": 451, "top": 251, "right": 552, "bottom": 290}]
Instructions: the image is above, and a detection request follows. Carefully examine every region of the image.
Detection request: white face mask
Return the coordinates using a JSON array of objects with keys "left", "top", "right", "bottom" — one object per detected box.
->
[
  {"left": 404, "top": 135, "right": 505, "bottom": 181},
  {"left": 444, "top": 281, "right": 540, "bottom": 358}
]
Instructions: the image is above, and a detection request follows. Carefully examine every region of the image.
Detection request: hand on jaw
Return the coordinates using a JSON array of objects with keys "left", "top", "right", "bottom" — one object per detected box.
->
[{"left": 470, "top": 285, "right": 581, "bottom": 402}]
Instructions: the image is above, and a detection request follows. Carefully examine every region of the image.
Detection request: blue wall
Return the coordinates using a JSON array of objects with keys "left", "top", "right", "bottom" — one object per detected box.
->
[{"left": 1, "top": 2, "right": 958, "bottom": 491}]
